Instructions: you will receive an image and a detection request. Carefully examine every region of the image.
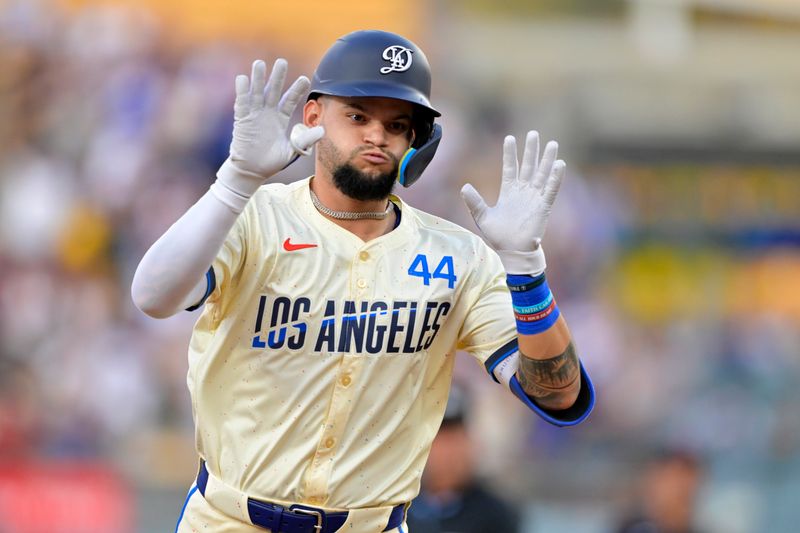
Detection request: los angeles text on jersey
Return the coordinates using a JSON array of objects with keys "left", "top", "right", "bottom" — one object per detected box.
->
[{"left": 251, "top": 296, "right": 451, "bottom": 355}]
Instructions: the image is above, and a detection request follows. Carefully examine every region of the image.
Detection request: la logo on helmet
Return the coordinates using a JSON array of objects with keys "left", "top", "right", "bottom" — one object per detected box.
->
[{"left": 380, "top": 45, "right": 414, "bottom": 74}]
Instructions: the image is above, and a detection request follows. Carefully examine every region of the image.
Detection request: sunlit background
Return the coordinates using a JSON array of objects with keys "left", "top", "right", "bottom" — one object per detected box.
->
[{"left": 1, "top": 0, "right": 799, "bottom": 531}]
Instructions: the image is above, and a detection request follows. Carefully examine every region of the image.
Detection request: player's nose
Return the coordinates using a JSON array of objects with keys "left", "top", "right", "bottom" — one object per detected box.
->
[{"left": 362, "top": 120, "right": 389, "bottom": 147}]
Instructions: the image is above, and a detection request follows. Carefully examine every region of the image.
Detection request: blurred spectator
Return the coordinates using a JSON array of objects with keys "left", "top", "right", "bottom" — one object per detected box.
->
[
  {"left": 407, "top": 383, "right": 521, "bottom": 533},
  {"left": 615, "top": 450, "right": 705, "bottom": 533}
]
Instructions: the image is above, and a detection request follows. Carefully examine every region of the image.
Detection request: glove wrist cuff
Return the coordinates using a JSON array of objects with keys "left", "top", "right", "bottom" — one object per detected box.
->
[
  {"left": 211, "top": 158, "right": 266, "bottom": 214},
  {"left": 497, "top": 247, "right": 547, "bottom": 277},
  {"left": 217, "top": 157, "right": 266, "bottom": 195},
  {"left": 210, "top": 180, "right": 250, "bottom": 214}
]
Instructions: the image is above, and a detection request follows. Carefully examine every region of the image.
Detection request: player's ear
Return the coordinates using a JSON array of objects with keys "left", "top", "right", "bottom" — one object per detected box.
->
[{"left": 304, "top": 98, "right": 323, "bottom": 127}]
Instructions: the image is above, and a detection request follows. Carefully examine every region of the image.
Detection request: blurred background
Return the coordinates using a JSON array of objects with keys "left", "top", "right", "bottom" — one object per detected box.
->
[{"left": 1, "top": 0, "right": 799, "bottom": 531}]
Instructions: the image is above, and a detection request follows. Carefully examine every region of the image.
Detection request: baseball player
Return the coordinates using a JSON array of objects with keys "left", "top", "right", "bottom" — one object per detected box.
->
[{"left": 132, "top": 30, "right": 594, "bottom": 533}]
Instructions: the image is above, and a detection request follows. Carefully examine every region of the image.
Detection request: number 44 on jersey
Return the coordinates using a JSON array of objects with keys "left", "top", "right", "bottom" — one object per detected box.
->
[{"left": 408, "top": 254, "right": 457, "bottom": 289}]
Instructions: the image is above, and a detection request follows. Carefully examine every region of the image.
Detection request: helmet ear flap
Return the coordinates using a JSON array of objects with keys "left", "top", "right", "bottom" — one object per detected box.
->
[{"left": 397, "top": 123, "right": 442, "bottom": 188}]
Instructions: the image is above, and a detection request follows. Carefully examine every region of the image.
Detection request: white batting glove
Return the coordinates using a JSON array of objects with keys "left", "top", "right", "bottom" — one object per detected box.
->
[
  {"left": 213, "top": 59, "right": 325, "bottom": 212},
  {"left": 461, "top": 131, "right": 565, "bottom": 276}
]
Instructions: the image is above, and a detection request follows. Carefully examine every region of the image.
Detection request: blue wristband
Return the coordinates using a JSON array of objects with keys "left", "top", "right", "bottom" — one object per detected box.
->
[
  {"left": 507, "top": 273, "right": 559, "bottom": 335},
  {"left": 515, "top": 306, "right": 560, "bottom": 334}
]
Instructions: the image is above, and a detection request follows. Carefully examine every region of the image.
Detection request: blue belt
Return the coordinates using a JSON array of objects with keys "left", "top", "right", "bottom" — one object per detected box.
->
[{"left": 196, "top": 460, "right": 406, "bottom": 533}]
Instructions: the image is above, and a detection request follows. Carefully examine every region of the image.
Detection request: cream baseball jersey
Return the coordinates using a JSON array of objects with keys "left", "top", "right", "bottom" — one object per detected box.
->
[{"left": 186, "top": 177, "right": 592, "bottom": 512}]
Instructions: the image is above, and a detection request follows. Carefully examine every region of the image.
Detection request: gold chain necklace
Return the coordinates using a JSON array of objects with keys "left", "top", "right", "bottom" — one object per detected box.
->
[{"left": 310, "top": 189, "right": 393, "bottom": 220}]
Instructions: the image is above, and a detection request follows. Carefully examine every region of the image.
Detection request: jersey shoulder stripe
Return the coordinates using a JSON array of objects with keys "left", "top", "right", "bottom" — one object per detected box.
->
[{"left": 186, "top": 267, "right": 217, "bottom": 311}]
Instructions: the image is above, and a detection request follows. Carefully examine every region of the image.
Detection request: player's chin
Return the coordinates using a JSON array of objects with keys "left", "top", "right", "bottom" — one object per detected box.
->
[{"left": 354, "top": 161, "right": 394, "bottom": 178}]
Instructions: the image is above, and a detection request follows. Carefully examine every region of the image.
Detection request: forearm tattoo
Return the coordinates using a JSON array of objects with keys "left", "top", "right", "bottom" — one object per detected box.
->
[{"left": 518, "top": 342, "right": 580, "bottom": 403}]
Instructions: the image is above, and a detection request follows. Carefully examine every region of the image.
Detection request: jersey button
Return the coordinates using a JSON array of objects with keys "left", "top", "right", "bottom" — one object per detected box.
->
[
  {"left": 340, "top": 375, "right": 352, "bottom": 387},
  {"left": 359, "top": 251, "right": 370, "bottom": 261},
  {"left": 356, "top": 278, "right": 367, "bottom": 288},
  {"left": 324, "top": 437, "right": 335, "bottom": 449}
]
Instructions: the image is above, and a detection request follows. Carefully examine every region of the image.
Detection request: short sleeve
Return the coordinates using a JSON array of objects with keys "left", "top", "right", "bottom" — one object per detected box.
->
[
  {"left": 207, "top": 210, "right": 248, "bottom": 306},
  {"left": 456, "top": 247, "right": 517, "bottom": 364},
  {"left": 184, "top": 209, "right": 248, "bottom": 313}
]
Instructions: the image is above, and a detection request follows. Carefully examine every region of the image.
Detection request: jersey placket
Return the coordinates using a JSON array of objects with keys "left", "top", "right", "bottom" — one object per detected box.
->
[{"left": 301, "top": 243, "right": 378, "bottom": 505}]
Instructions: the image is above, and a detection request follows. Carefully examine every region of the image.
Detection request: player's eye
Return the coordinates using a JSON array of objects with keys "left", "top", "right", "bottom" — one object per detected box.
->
[
  {"left": 347, "top": 113, "right": 366, "bottom": 123},
  {"left": 387, "top": 121, "right": 410, "bottom": 135}
]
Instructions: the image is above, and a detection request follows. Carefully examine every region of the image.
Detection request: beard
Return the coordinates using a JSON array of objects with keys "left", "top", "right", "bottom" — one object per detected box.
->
[
  {"left": 332, "top": 163, "right": 397, "bottom": 201},
  {"left": 318, "top": 138, "right": 399, "bottom": 201}
]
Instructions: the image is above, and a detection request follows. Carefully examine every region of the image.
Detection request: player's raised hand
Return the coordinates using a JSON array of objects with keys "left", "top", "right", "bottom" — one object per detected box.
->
[
  {"left": 461, "top": 131, "right": 565, "bottom": 275},
  {"left": 217, "top": 59, "right": 325, "bottom": 196}
]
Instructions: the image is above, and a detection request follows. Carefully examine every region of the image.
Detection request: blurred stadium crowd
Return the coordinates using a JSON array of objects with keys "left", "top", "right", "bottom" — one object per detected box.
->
[{"left": 1, "top": 0, "right": 799, "bottom": 532}]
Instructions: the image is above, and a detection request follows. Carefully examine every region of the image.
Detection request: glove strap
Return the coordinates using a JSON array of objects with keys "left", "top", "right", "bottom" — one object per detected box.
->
[{"left": 497, "top": 246, "right": 546, "bottom": 277}]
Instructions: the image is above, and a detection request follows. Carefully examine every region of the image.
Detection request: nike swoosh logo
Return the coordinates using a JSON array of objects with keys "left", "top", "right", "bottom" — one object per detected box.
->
[{"left": 283, "top": 238, "right": 318, "bottom": 251}]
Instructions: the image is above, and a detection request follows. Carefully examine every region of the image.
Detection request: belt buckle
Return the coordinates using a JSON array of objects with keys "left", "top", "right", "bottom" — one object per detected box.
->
[{"left": 289, "top": 504, "right": 324, "bottom": 532}]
